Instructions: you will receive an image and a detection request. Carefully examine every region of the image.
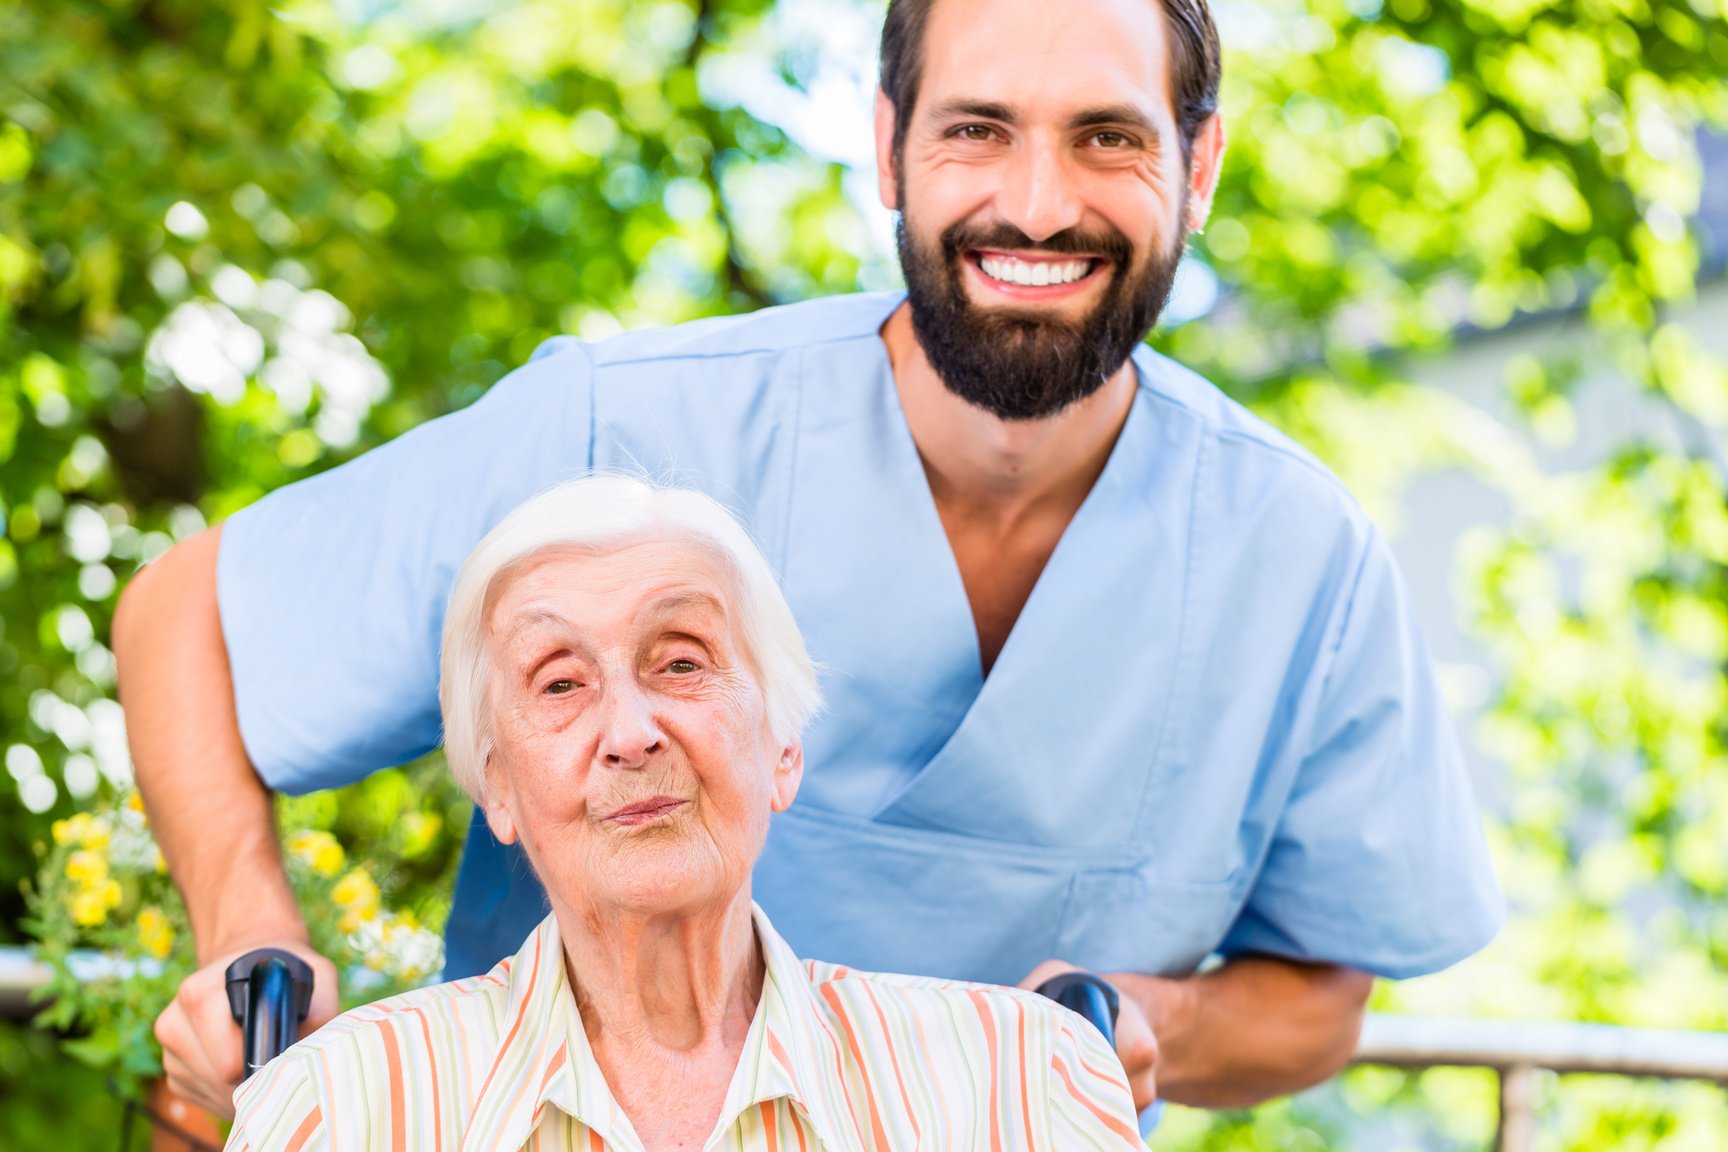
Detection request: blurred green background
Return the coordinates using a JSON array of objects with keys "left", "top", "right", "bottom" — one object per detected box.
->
[{"left": 3, "top": 0, "right": 1727, "bottom": 1147}]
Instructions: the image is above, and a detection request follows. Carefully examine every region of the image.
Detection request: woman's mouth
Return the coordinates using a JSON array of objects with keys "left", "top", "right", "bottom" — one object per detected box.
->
[{"left": 606, "top": 796, "right": 688, "bottom": 826}]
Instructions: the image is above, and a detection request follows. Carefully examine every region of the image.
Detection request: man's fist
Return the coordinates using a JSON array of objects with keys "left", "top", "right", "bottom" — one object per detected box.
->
[
  {"left": 1021, "top": 958, "right": 1160, "bottom": 1111},
  {"left": 154, "top": 938, "right": 339, "bottom": 1119}
]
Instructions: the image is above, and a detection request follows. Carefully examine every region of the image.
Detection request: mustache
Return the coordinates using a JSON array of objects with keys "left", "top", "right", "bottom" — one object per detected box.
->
[{"left": 939, "top": 221, "right": 1134, "bottom": 263}]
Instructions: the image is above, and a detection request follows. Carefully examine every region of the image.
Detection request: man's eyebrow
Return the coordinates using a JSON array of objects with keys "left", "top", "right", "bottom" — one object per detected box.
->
[
  {"left": 925, "top": 99, "right": 1019, "bottom": 125},
  {"left": 1069, "top": 105, "right": 1161, "bottom": 134},
  {"left": 924, "top": 99, "right": 1161, "bottom": 138}
]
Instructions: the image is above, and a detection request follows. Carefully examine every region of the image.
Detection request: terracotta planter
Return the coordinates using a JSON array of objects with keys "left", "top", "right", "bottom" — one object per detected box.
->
[{"left": 142, "top": 1078, "right": 225, "bottom": 1151}]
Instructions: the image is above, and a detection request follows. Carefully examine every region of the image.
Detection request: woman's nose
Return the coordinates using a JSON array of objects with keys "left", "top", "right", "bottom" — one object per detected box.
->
[{"left": 595, "top": 681, "right": 667, "bottom": 769}]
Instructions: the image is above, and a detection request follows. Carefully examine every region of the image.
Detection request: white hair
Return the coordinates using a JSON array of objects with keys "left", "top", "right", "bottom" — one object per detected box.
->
[{"left": 439, "top": 474, "right": 822, "bottom": 803}]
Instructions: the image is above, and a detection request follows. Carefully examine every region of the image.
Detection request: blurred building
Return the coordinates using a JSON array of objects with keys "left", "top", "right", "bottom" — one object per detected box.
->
[{"left": 1387, "top": 130, "right": 1728, "bottom": 797}]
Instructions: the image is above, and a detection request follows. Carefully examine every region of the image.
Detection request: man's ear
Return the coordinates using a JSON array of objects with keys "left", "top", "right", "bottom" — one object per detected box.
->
[
  {"left": 1184, "top": 114, "right": 1228, "bottom": 234},
  {"left": 769, "top": 740, "right": 805, "bottom": 814},
  {"left": 875, "top": 87, "right": 901, "bottom": 212}
]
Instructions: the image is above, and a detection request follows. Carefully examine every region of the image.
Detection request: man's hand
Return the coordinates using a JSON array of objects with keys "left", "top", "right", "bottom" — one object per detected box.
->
[
  {"left": 1022, "top": 954, "right": 1372, "bottom": 1111},
  {"left": 154, "top": 938, "right": 339, "bottom": 1119},
  {"left": 1022, "top": 959, "right": 1161, "bottom": 1109},
  {"left": 114, "top": 527, "right": 341, "bottom": 1117}
]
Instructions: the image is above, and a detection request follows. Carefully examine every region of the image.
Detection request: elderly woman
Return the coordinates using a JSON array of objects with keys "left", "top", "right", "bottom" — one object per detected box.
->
[{"left": 226, "top": 475, "right": 1139, "bottom": 1152}]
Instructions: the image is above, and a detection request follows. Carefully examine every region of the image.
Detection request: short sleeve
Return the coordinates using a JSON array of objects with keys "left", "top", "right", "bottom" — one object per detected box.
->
[
  {"left": 218, "top": 340, "right": 594, "bottom": 792},
  {"left": 1045, "top": 1014, "right": 1142, "bottom": 1150},
  {"left": 227, "top": 1056, "right": 326, "bottom": 1152},
  {"left": 1218, "top": 527, "right": 1504, "bottom": 978}
]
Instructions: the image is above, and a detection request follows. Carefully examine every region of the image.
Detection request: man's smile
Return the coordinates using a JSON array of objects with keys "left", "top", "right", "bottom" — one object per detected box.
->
[{"left": 965, "top": 248, "right": 1111, "bottom": 300}]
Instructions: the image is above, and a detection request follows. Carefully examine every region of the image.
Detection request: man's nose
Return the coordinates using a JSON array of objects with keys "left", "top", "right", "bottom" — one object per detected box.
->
[
  {"left": 995, "top": 139, "right": 1083, "bottom": 243},
  {"left": 595, "top": 679, "right": 666, "bottom": 770}
]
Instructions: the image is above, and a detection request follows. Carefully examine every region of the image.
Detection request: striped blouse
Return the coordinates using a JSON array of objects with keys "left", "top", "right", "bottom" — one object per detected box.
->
[{"left": 226, "top": 904, "right": 1142, "bottom": 1152}]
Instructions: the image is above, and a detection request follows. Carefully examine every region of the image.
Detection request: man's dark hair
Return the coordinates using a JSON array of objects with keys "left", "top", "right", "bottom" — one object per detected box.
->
[{"left": 877, "top": 0, "right": 1221, "bottom": 166}]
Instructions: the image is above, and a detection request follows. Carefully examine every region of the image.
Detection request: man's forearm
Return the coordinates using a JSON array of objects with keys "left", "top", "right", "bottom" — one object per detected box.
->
[
  {"left": 113, "top": 526, "right": 307, "bottom": 959},
  {"left": 1119, "top": 955, "right": 1373, "bottom": 1108}
]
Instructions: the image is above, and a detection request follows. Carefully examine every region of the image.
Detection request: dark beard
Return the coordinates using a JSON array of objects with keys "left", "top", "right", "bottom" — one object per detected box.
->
[{"left": 896, "top": 214, "right": 1184, "bottom": 422}]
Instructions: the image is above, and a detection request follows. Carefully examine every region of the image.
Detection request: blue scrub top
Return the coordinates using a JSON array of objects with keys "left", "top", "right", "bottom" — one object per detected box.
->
[{"left": 219, "top": 292, "right": 1502, "bottom": 984}]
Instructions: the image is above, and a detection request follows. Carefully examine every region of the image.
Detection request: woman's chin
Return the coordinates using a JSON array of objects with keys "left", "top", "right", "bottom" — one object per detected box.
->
[{"left": 583, "top": 856, "right": 734, "bottom": 918}]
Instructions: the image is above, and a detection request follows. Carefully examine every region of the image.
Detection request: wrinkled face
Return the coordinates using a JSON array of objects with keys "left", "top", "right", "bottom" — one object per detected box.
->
[
  {"left": 880, "top": 0, "right": 1214, "bottom": 420},
  {"left": 479, "top": 540, "right": 801, "bottom": 920}
]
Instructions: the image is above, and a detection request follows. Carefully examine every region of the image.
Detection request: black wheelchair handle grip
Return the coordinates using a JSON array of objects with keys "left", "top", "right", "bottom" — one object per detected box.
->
[
  {"left": 1034, "top": 971, "right": 1120, "bottom": 1051},
  {"left": 224, "top": 948, "right": 315, "bottom": 1076}
]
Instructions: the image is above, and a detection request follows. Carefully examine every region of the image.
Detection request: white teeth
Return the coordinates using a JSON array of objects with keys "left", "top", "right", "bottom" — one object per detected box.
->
[{"left": 978, "top": 255, "right": 1092, "bottom": 287}]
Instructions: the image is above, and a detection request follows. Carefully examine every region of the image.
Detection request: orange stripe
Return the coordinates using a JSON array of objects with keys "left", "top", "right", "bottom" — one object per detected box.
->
[
  {"left": 408, "top": 1007, "right": 444, "bottom": 1152},
  {"left": 1052, "top": 1053, "right": 1139, "bottom": 1144},
  {"left": 760, "top": 1099, "right": 778, "bottom": 1145},
  {"left": 1015, "top": 1002, "right": 1034, "bottom": 1143},
  {"left": 588, "top": 1127, "right": 605, "bottom": 1151},
  {"left": 283, "top": 1106, "right": 322, "bottom": 1152},
  {"left": 528, "top": 1040, "right": 570, "bottom": 1128},
  {"left": 820, "top": 984, "right": 891, "bottom": 1150},
  {"left": 769, "top": 1031, "right": 794, "bottom": 1072},
  {"left": 860, "top": 982, "right": 920, "bottom": 1145},
  {"left": 909, "top": 1012, "right": 953, "bottom": 1145},
  {"left": 466, "top": 932, "right": 545, "bottom": 1118},
  {"left": 1074, "top": 1044, "right": 1126, "bottom": 1090},
  {"left": 966, "top": 990, "right": 1003, "bottom": 1152},
  {"left": 815, "top": 1006, "right": 870, "bottom": 1146},
  {"left": 382, "top": 1018, "right": 409, "bottom": 1152}
]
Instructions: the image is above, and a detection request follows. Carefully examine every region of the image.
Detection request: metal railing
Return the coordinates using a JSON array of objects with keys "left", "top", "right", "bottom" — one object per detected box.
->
[
  {"left": 6, "top": 946, "right": 1727, "bottom": 1151},
  {"left": 1353, "top": 1015, "right": 1728, "bottom": 1152},
  {"left": 0, "top": 945, "right": 49, "bottom": 1020}
]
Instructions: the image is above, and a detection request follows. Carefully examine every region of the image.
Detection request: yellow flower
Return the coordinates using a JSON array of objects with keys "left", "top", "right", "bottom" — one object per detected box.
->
[
  {"left": 331, "top": 868, "right": 381, "bottom": 933},
  {"left": 285, "top": 830, "right": 346, "bottom": 878},
  {"left": 65, "top": 849, "right": 108, "bottom": 887},
  {"left": 70, "top": 889, "right": 110, "bottom": 928},
  {"left": 52, "top": 812, "right": 110, "bottom": 850},
  {"left": 137, "top": 906, "right": 175, "bottom": 960},
  {"left": 124, "top": 790, "right": 146, "bottom": 814}
]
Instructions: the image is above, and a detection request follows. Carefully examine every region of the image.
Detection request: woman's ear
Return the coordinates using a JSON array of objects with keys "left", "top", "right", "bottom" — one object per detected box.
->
[
  {"left": 769, "top": 740, "right": 804, "bottom": 814},
  {"left": 479, "top": 757, "right": 520, "bottom": 845}
]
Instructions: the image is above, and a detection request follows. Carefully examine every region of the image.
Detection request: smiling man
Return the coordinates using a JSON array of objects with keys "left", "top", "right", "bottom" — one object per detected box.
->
[{"left": 116, "top": 0, "right": 1502, "bottom": 1128}]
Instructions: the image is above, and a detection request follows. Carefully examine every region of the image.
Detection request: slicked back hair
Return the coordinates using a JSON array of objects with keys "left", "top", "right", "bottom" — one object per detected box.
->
[{"left": 878, "top": 0, "right": 1222, "bottom": 166}]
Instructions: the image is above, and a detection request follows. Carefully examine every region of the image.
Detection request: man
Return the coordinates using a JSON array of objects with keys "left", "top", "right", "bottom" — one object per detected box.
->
[{"left": 116, "top": 0, "right": 1502, "bottom": 1126}]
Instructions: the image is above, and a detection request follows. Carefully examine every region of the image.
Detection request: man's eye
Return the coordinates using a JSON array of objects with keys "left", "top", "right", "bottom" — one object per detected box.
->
[
  {"left": 1092, "top": 130, "right": 1133, "bottom": 148},
  {"left": 955, "top": 124, "right": 994, "bottom": 142},
  {"left": 667, "top": 659, "right": 699, "bottom": 674}
]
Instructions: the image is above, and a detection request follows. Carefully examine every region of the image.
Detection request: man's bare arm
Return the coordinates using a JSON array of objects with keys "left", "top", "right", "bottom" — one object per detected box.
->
[
  {"left": 1132, "top": 956, "right": 1372, "bottom": 1108},
  {"left": 112, "top": 527, "right": 337, "bottom": 1117},
  {"left": 1025, "top": 953, "right": 1372, "bottom": 1110}
]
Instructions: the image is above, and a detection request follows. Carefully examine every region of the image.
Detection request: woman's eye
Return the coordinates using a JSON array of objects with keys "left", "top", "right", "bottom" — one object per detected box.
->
[
  {"left": 667, "top": 659, "right": 699, "bottom": 674},
  {"left": 543, "top": 678, "right": 577, "bottom": 695}
]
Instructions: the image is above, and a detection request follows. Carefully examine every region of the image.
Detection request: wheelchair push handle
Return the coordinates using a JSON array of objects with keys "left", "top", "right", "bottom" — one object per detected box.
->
[
  {"left": 224, "top": 948, "right": 315, "bottom": 1076},
  {"left": 1033, "top": 970, "right": 1120, "bottom": 1050}
]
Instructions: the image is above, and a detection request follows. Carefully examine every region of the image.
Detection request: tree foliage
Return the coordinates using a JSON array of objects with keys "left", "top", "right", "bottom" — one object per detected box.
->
[
  {"left": 1154, "top": 0, "right": 1728, "bottom": 1144},
  {"left": 2, "top": 0, "right": 1726, "bottom": 1147}
]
